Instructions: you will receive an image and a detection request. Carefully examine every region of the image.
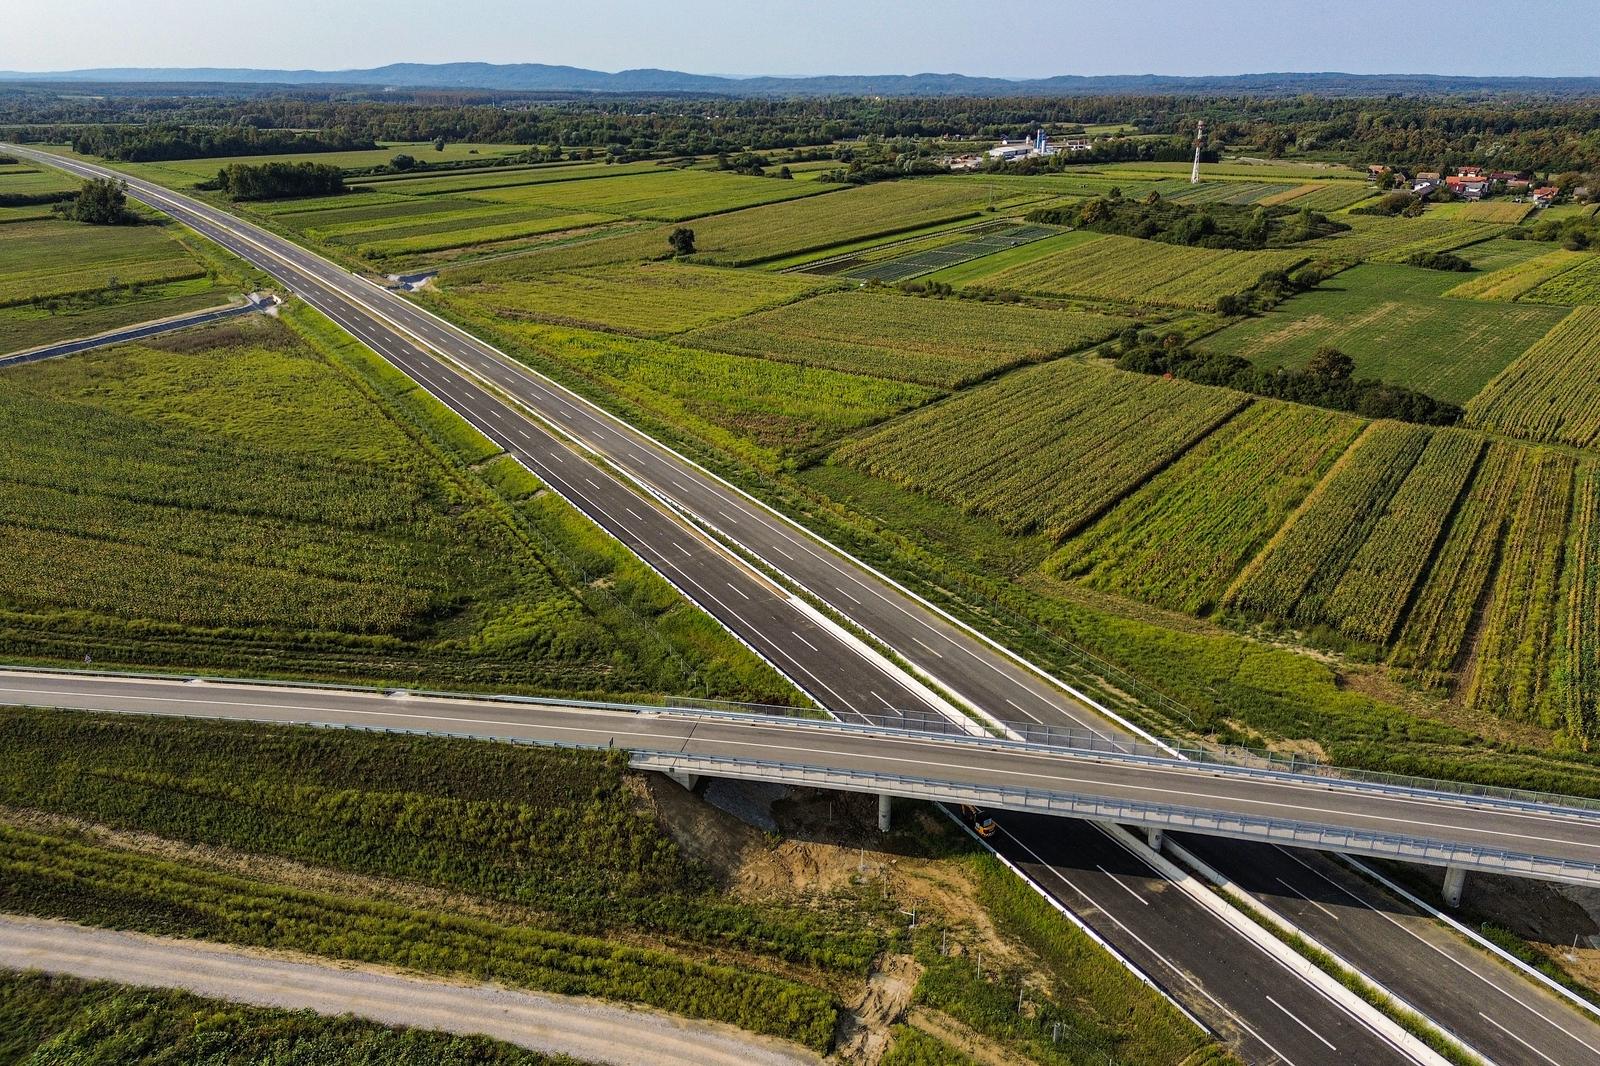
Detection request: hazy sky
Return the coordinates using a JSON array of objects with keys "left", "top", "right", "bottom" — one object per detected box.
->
[{"left": 4, "top": 0, "right": 1598, "bottom": 78}]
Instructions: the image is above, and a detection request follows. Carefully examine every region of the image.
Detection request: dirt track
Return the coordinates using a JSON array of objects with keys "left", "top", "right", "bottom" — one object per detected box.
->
[{"left": 0, "top": 914, "right": 821, "bottom": 1066}]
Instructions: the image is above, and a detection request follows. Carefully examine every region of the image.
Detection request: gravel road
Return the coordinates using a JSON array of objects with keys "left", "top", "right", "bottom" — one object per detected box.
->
[{"left": 0, "top": 915, "right": 821, "bottom": 1066}]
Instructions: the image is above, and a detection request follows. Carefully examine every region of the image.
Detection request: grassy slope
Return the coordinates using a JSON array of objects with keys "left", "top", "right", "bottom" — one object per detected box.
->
[{"left": 0, "top": 971, "right": 572, "bottom": 1066}]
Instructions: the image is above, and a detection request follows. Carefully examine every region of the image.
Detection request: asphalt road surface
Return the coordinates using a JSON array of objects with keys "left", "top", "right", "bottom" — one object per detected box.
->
[
  {"left": 8, "top": 145, "right": 1589, "bottom": 1065},
  {"left": 0, "top": 915, "right": 821, "bottom": 1066},
  {"left": 1177, "top": 835, "right": 1600, "bottom": 1066}
]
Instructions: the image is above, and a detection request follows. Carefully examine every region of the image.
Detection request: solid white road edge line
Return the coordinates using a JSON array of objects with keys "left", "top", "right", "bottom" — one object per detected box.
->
[
  {"left": 1144, "top": 831, "right": 1470, "bottom": 1066},
  {"left": 936, "top": 808, "right": 1215, "bottom": 1034},
  {"left": 1339, "top": 853, "right": 1600, "bottom": 1024}
]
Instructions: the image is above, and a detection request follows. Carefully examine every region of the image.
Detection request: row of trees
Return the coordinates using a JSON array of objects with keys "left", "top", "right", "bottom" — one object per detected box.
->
[
  {"left": 205, "top": 161, "right": 346, "bottom": 200},
  {"left": 69, "top": 124, "right": 376, "bottom": 162},
  {"left": 8, "top": 91, "right": 1600, "bottom": 172},
  {"left": 1031, "top": 194, "right": 1345, "bottom": 250}
]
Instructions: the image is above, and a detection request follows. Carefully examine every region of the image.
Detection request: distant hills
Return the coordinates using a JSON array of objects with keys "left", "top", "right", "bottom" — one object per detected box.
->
[{"left": 3, "top": 63, "right": 1599, "bottom": 97}]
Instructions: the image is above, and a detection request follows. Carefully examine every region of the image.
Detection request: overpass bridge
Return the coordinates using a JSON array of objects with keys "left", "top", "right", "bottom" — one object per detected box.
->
[{"left": 5, "top": 668, "right": 1598, "bottom": 899}]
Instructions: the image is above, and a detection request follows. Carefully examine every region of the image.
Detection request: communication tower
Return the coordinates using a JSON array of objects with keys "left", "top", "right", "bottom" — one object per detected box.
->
[{"left": 1190, "top": 119, "right": 1205, "bottom": 184}]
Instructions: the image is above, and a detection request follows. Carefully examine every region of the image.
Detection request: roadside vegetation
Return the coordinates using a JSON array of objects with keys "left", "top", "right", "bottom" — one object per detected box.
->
[{"left": 0, "top": 971, "right": 575, "bottom": 1066}]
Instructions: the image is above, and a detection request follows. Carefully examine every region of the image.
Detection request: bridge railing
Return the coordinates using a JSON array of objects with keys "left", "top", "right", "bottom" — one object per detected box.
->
[{"left": 627, "top": 748, "right": 1600, "bottom": 887}]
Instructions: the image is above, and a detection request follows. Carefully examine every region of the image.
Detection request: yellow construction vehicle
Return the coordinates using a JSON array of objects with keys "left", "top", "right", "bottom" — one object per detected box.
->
[{"left": 959, "top": 805, "right": 998, "bottom": 838}]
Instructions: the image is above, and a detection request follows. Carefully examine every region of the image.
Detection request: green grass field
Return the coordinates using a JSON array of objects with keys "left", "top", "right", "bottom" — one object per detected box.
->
[
  {"left": 0, "top": 218, "right": 213, "bottom": 306},
  {"left": 435, "top": 260, "right": 824, "bottom": 336},
  {"left": 684, "top": 290, "right": 1133, "bottom": 387},
  {"left": 120, "top": 141, "right": 526, "bottom": 185},
  {"left": 0, "top": 162, "right": 80, "bottom": 201},
  {"left": 1197, "top": 263, "right": 1571, "bottom": 403},
  {"left": 454, "top": 318, "right": 938, "bottom": 466},
  {"left": 1443, "top": 248, "right": 1592, "bottom": 301},
  {"left": 0, "top": 308, "right": 791, "bottom": 700}
]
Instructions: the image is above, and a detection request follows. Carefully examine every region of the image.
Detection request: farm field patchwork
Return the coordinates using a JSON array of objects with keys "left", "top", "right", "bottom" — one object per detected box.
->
[
  {"left": 1196, "top": 262, "right": 1572, "bottom": 403},
  {"left": 1094, "top": 160, "right": 1368, "bottom": 182},
  {"left": 431, "top": 260, "right": 824, "bottom": 336},
  {"left": 0, "top": 218, "right": 213, "bottom": 306},
  {"left": 679, "top": 180, "right": 1028, "bottom": 266},
  {"left": 346, "top": 159, "right": 662, "bottom": 193},
  {"left": 821, "top": 223, "right": 1061, "bottom": 283},
  {"left": 0, "top": 276, "right": 236, "bottom": 354},
  {"left": 1521, "top": 252, "right": 1600, "bottom": 304},
  {"left": 835, "top": 360, "right": 1245, "bottom": 539},
  {"left": 119, "top": 142, "right": 526, "bottom": 186},
  {"left": 1301, "top": 215, "right": 1498, "bottom": 261},
  {"left": 965, "top": 233, "right": 1307, "bottom": 308},
  {"left": 1048, "top": 402, "right": 1363, "bottom": 614},
  {"left": 0, "top": 309, "right": 788, "bottom": 700},
  {"left": 463, "top": 167, "right": 835, "bottom": 220},
  {"left": 0, "top": 162, "right": 80, "bottom": 202},
  {"left": 1465, "top": 306, "right": 1600, "bottom": 447},
  {"left": 1429, "top": 200, "right": 1535, "bottom": 224},
  {"left": 1442, "top": 248, "right": 1592, "bottom": 301},
  {"left": 1259, "top": 183, "right": 1378, "bottom": 211},
  {"left": 1164, "top": 180, "right": 1298, "bottom": 205},
  {"left": 684, "top": 290, "right": 1133, "bottom": 387},
  {"left": 470, "top": 319, "right": 939, "bottom": 464},
  {"left": 1557, "top": 462, "right": 1600, "bottom": 740}
]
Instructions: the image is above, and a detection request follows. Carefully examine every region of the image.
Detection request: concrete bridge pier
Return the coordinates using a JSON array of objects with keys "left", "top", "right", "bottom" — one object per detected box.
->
[
  {"left": 666, "top": 770, "right": 701, "bottom": 791},
  {"left": 878, "top": 793, "right": 893, "bottom": 832},
  {"left": 1145, "top": 827, "right": 1165, "bottom": 852},
  {"left": 1442, "top": 865, "right": 1468, "bottom": 908}
]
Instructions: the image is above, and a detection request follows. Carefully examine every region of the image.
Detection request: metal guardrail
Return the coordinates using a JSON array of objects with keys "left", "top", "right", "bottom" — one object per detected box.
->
[
  {"left": 627, "top": 749, "right": 1600, "bottom": 888},
  {"left": 7, "top": 663, "right": 1599, "bottom": 820}
]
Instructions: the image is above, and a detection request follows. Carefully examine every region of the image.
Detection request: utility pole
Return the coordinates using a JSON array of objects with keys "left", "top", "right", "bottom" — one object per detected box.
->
[{"left": 1191, "top": 119, "right": 1205, "bottom": 184}]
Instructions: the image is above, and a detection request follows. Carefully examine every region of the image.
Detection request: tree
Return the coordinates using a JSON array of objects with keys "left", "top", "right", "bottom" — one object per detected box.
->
[
  {"left": 433, "top": 137, "right": 447, "bottom": 152},
  {"left": 667, "top": 227, "right": 696, "bottom": 257},
  {"left": 1306, "top": 345, "right": 1355, "bottom": 382},
  {"left": 57, "top": 177, "right": 130, "bottom": 224},
  {"left": 390, "top": 153, "right": 416, "bottom": 172}
]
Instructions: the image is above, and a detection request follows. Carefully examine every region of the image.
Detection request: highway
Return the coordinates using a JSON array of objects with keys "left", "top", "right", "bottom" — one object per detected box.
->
[
  {"left": 4, "top": 670, "right": 1597, "bottom": 878},
  {"left": 1176, "top": 835, "right": 1600, "bottom": 1066},
  {"left": 9, "top": 144, "right": 1591, "bottom": 1065}
]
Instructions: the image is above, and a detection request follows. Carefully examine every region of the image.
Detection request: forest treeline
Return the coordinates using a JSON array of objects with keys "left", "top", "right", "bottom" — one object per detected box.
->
[{"left": 2, "top": 91, "right": 1598, "bottom": 172}]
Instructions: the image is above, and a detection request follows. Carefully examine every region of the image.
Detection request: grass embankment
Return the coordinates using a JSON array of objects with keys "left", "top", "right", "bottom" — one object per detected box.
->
[
  {"left": 0, "top": 971, "right": 574, "bottom": 1066},
  {"left": 910, "top": 854, "right": 1235, "bottom": 1066},
  {"left": 0, "top": 303, "right": 792, "bottom": 703},
  {"left": 0, "top": 709, "right": 877, "bottom": 1050}
]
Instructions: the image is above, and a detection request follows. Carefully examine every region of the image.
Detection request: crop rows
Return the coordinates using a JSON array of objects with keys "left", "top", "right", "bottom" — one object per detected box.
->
[
  {"left": 682, "top": 181, "right": 1004, "bottom": 267},
  {"left": 468, "top": 168, "right": 832, "bottom": 221},
  {"left": 1164, "top": 181, "right": 1297, "bottom": 205},
  {"left": 1463, "top": 450, "right": 1575, "bottom": 723},
  {"left": 1523, "top": 252, "right": 1600, "bottom": 304},
  {"left": 1443, "top": 249, "right": 1589, "bottom": 301},
  {"left": 1455, "top": 201, "right": 1535, "bottom": 224},
  {"left": 1389, "top": 442, "right": 1527, "bottom": 687},
  {"left": 833, "top": 223, "right": 1059, "bottom": 283},
  {"left": 1465, "top": 307, "right": 1600, "bottom": 447},
  {"left": 685, "top": 291, "right": 1131, "bottom": 387},
  {"left": 1315, "top": 430, "right": 1485, "bottom": 644},
  {"left": 1556, "top": 463, "right": 1600, "bottom": 743},
  {"left": 0, "top": 219, "right": 209, "bottom": 306},
  {"left": 359, "top": 211, "right": 613, "bottom": 258},
  {"left": 1225, "top": 422, "right": 1432, "bottom": 621},
  {"left": 1260, "top": 183, "right": 1376, "bottom": 210},
  {"left": 1049, "top": 401, "right": 1362, "bottom": 614},
  {"left": 974, "top": 233, "right": 1305, "bottom": 308},
  {"left": 438, "top": 261, "right": 821, "bottom": 336},
  {"left": 836, "top": 361, "right": 1245, "bottom": 539},
  {"left": 353, "top": 160, "right": 661, "bottom": 196}
]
